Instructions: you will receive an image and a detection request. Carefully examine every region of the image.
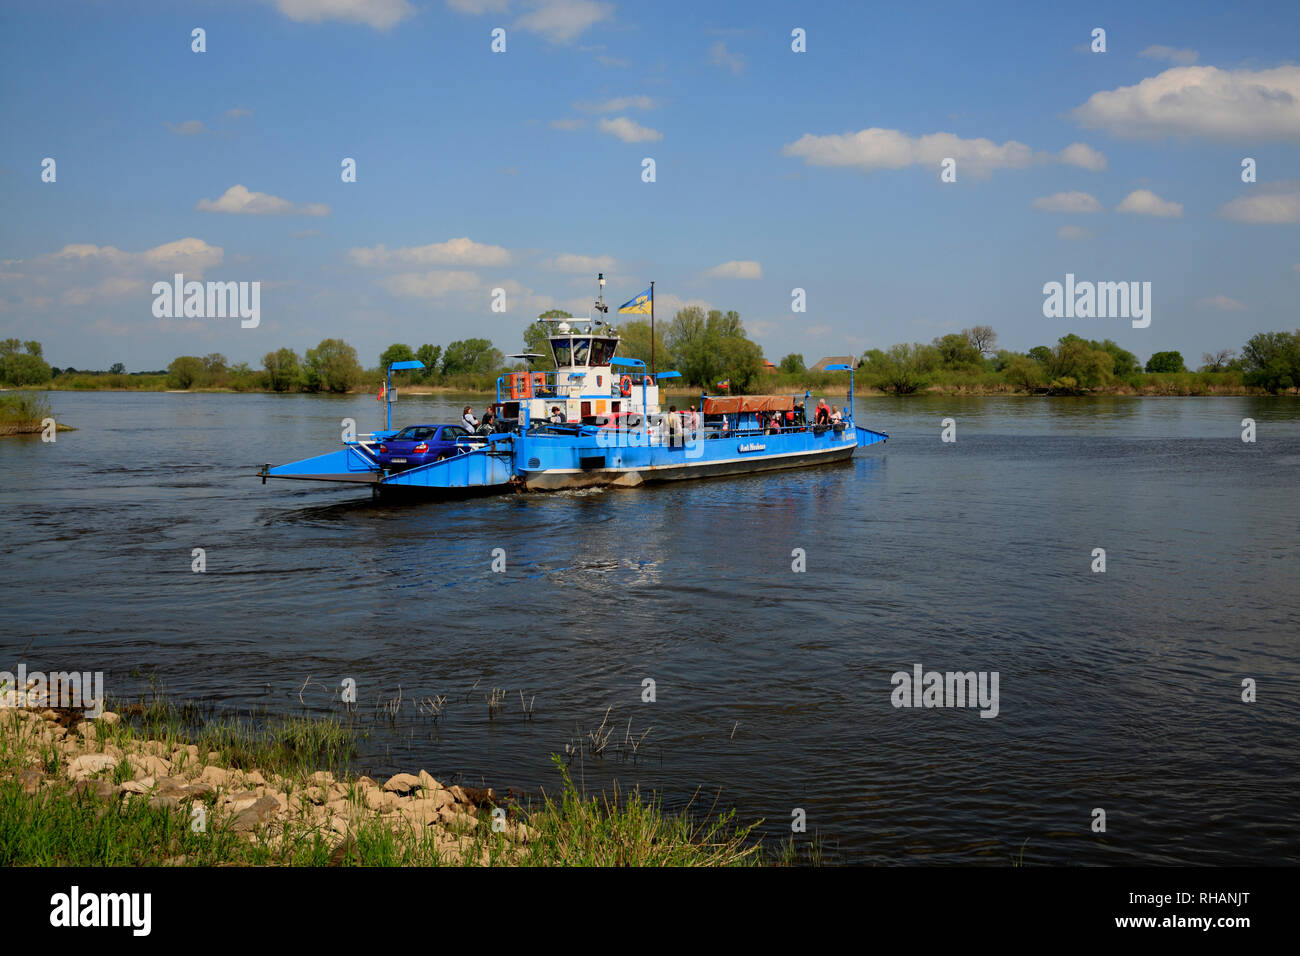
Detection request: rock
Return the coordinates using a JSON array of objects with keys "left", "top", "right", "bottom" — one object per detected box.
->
[
  {"left": 128, "top": 753, "right": 171, "bottom": 780},
  {"left": 16, "top": 769, "right": 42, "bottom": 794},
  {"left": 98, "top": 712, "right": 121, "bottom": 726},
  {"left": 120, "top": 780, "right": 148, "bottom": 795},
  {"left": 417, "top": 769, "right": 440, "bottom": 791},
  {"left": 230, "top": 795, "right": 280, "bottom": 832},
  {"left": 74, "top": 778, "right": 117, "bottom": 801},
  {"left": 40, "top": 709, "right": 60, "bottom": 722},
  {"left": 244, "top": 770, "right": 266, "bottom": 786},
  {"left": 199, "top": 765, "right": 230, "bottom": 788},
  {"left": 310, "top": 770, "right": 334, "bottom": 787},
  {"left": 148, "top": 795, "right": 181, "bottom": 812},
  {"left": 226, "top": 790, "right": 260, "bottom": 813},
  {"left": 363, "top": 787, "right": 385, "bottom": 811},
  {"left": 448, "top": 785, "right": 469, "bottom": 805},
  {"left": 382, "top": 772, "right": 421, "bottom": 794},
  {"left": 67, "top": 753, "right": 118, "bottom": 780}
]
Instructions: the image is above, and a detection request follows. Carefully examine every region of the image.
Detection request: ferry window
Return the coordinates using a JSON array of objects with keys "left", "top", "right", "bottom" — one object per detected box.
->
[
  {"left": 551, "top": 338, "right": 572, "bottom": 367},
  {"left": 591, "top": 338, "right": 617, "bottom": 366},
  {"left": 572, "top": 338, "right": 591, "bottom": 366}
]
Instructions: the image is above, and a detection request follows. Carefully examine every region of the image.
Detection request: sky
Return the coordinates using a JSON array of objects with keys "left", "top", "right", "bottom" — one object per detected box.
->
[{"left": 0, "top": 0, "right": 1297, "bottom": 372}]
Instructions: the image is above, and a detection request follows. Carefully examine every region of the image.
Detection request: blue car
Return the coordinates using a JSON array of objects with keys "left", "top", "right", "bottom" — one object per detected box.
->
[{"left": 374, "top": 424, "right": 479, "bottom": 470}]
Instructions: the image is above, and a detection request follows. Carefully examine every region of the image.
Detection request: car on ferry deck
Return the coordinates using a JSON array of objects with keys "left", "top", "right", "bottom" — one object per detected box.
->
[{"left": 373, "top": 424, "right": 480, "bottom": 470}]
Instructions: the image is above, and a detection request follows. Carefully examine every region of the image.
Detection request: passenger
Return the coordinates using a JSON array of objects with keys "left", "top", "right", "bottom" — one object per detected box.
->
[
  {"left": 549, "top": 405, "right": 566, "bottom": 424},
  {"left": 815, "top": 400, "right": 830, "bottom": 425},
  {"left": 667, "top": 405, "right": 680, "bottom": 446},
  {"left": 830, "top": 405, "right": 842, "bottom": 424},
  {"left": 687, "top": 405, "right": 699, "bottom": 433},
  {"left": 462, "top": 405, "right": 479, "bottom": 431},
  {"left": 477, "top": 409, "right": 496, "bottom": 435},
  {"left": 767, "top": 413, "right": 781, "bottom": 435}
]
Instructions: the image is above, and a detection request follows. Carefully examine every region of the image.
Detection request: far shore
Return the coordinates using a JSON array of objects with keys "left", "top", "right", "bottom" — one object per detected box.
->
[{"left": 15, "top": 382, "right": 1295, "bottom": 398}]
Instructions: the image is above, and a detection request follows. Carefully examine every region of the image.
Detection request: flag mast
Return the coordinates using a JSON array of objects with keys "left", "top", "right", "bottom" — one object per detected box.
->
[{"left": 650, "top": 280, "right": 655, "bottom": 375}]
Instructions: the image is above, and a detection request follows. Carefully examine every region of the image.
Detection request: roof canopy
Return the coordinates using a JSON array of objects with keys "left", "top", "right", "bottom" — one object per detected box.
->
[{"left": 703, "top": 395, "right": 795, "bottom": 414}]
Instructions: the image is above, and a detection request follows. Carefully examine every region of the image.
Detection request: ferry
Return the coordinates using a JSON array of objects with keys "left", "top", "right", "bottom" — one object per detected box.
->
[{"left": 260, "top": 287, "right": 887, "bottom": 496}]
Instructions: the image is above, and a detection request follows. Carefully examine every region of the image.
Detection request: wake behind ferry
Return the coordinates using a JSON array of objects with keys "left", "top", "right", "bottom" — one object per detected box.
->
[{"left": 260, "top": 282, "right": 887, "bottom": 496}]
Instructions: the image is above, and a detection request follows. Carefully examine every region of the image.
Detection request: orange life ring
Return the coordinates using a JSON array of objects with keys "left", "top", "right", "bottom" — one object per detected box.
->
[
  {"left": 619, "top": 375, "right": 632, "bottom": 396},
  {"left": 644, "top": 376, "right": 654, "bottom": 388}
]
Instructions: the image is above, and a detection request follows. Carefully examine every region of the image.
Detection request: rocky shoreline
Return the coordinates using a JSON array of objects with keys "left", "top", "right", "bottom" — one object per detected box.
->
[{"left": 1, "top": 706, "right": 536, "bottom": 864}]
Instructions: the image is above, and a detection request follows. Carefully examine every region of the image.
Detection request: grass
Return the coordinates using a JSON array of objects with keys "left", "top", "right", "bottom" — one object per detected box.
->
[{"left": 0, "top": 699, "right": 795, "bottom": 866}]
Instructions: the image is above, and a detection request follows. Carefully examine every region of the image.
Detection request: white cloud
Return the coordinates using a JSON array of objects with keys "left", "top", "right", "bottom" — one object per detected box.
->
[
  {"left": 292, "top": 229, "right": 322, "bottom": 239},
  {"left": 1057, "top": 225, "right": 1093, "bottom": 240},
  {"left": 380, "top": 270, "right": 481, "bottom": 299},
  {"left": 165, "top": 120, "right": 209, "bottom": 136},
  {"left": 196, "top": 184, "right": 330, "bottom": 216},
  {"left": 348, "top": 237, "right": 511, "bottom": 267},
  {"left": 0, "top": 238, "right": 226, "bottom": 312},
  {"left": 576, "top": 95, "right": 656, "bottom": 112},
  {"left": 783, "top": 128, "right": 1034, "bottom": 178},
  {"left": 515, "top": 0, "right": 612, "bottom": 44},
  {"left": 1197, "top": 294, "right": 1246, "bottom": 311},
  {"left": 703, "top": 260, "right": 762, "bottom": 279},
  {"left": 1139, "top": 45, "right": 1199, "bottom": 66},
  {"left": 1058, "top": 142, "right": 1107, "bottom": 171},
  {"left": 598, "top": 116, "right": 662, "bottom": 143},
  {"left": 550, "top": 117, "right": 585, "bottom": 131},
  {"left": 1218, "top": 182, "right": 1300, "bottom": 224},
  {"left": 1032, "top": 191, "right": 1103, "bottom": 213},
  {"left": 1072, "top": 66, "right": 1300, "bottom": 141},
  {"left": 709, "top": 41, "right": 743, "bottom": 74},
  {"left": 272, "top": 0, "right": 416, "bottom": 30},
  {"left": 225, "top": 107, "right": 254, "bottom": 120},
  {"left": 649, "top": 293, "right": 712, "bottom": 317},
  {"left": 1116, "top": 189, "right": 1183, "bottom": 217},
  {"left": 447, "top": 0, "right": 509, "bottom": 11},
  {"left": 546, "top": 253, "right": 616, "bottom": 273}
]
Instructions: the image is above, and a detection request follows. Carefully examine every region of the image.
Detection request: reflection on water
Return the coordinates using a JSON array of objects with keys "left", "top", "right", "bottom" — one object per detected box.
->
[{"left": 1, "top": 392, "right": 1298, "bottom": 864}]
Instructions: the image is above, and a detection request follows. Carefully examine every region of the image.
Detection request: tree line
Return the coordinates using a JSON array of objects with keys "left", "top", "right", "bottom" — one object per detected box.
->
[
  {"left": 4, "top": 321, "right": 1298, "bottom": 395},
  {"left": 859, "top": 326, "right": 1300, "bottom": 395}
]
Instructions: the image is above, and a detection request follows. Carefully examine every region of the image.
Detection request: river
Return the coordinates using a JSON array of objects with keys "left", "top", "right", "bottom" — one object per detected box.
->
[{"left": 2, "top": 391, "right": 1297, "bottom": 864}]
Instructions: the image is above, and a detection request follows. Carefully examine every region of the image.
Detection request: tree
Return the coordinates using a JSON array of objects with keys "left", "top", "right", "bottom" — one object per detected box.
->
[
  {"left": 0, "top": 339, "right": 52, "bottom": 385},
  {"left": 1028, "top": 345, "right": 1053, "bottom": 366},
  {"left": 863, "top": 343, "right": 932, "bottom": 395},
  {"left": 615, "top": 319, "right": 672, "bottom": 370},
  {"left": 304, "top": 338, "right": 362, "bottom": 393},
  {"left": 379, "top": 343, "right": 416, "bottom": 371},
  {"left": 1047, "top": 335, "right": 1113, "bottom": 387},
  {"left": 932, "top": 333, "right": 983, "bottom": 369},
  {"left": 1240, "top": 330, "right": 1300, "bottom": 394},
  {"left": 779, "top": 353, "right": 806, "bottom": 374},
  {"left": 663, "top": 307, "right": 762, "bottom": 391},
  {"left": 1200, "top": 349, "right": 1236, "bottom": 372},
  {"left": 109, "top": 362, "right": 126, "bottom": 375},
  {"left": 415, "top": 344, "right": 442, "bottom": 381},
  {"left": 166, "top": 355, "right": 205, "bottom": 389},
  {"left": 263, "top": 347, "right": 301, "bottom": 392},
  {"left": 1145, "top": 351, "right": 1185, "bottom": 374},
  {"left": 441, "top": 338, "right": 503, "bottom": 377},
  {"left": 1003, "top": 354, "right": 1044, "bottom": 390},
  {"left": 965, "top": 325, "right": 997, "bottom": 356}
]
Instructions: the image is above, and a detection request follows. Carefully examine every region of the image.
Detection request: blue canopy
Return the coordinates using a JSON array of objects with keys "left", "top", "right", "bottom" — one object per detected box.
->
[
  {"left": 654, "top": 370, "right": 682, "bottom": 379},
  {"left": 388, "top": 360, "right": 425, "bottom": 371},
  {"left": 609, "top": 357, "right": 646, "bottom": 368},
  {"left": 824, "top": 363, "right": 854, "bottom": 371}
]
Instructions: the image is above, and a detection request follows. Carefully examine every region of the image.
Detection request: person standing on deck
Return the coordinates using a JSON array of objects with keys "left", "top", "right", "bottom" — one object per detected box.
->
[{"left": 462, "top": 405, "right": 479, "bottom": 430}]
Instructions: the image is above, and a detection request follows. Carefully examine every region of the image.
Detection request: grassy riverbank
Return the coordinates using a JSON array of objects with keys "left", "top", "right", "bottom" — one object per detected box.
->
[
  {"left": 0, "top": 698, "right": 782, "bottom": 867},
  {"left": 0, "top": 392, "right": 73, "bottom": 437}
]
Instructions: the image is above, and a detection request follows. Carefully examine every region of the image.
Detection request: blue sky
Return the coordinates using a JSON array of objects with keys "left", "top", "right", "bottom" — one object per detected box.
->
[{"left": 1, "top": 0, "right": 1297, "bottom": 371}]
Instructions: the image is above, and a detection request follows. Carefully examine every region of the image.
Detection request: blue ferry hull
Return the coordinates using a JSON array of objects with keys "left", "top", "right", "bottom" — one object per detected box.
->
[{"left": 261, "top": 425, "right": 886, "bottom": 495}]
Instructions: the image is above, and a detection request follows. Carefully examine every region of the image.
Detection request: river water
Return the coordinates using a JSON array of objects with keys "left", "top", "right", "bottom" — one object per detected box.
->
[{"left": 2, "top": 391, "right": 1297, "bottom": 864}]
